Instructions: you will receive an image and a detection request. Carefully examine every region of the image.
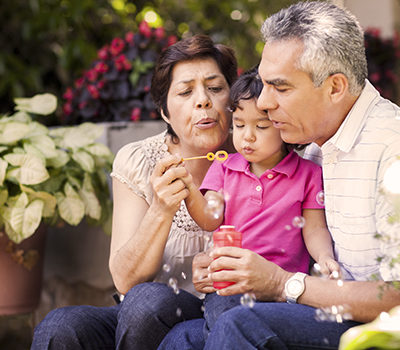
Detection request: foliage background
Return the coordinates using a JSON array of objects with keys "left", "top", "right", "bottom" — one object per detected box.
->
[{"left": 1, "top": 0, "right": 399, "bottom": 122}]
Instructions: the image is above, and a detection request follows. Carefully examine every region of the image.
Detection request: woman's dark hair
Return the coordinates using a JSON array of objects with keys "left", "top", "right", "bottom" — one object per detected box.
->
[
  {"left": 151, "top": 35, "right": 238, "bottom": 141},
  {"left": 229, "top": 66, "right": 307, "bottom": 151}
]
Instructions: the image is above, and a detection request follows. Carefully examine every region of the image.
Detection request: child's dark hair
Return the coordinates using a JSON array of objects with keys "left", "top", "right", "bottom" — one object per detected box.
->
[{"left": 229, "top": 66, "right": 307, "bottom": 151}]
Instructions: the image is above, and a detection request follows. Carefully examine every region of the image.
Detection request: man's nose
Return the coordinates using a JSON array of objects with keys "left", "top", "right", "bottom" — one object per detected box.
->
[{"left": 257, "top": 86, "right": 277, "bottom": 112}]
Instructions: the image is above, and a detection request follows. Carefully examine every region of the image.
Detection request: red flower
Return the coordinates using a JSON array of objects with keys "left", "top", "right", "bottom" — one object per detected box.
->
[
  {"left": 154, "top": 27, "right": 165, "bottom": 41},
  {"left": 139, "top": 21, "right": 152, "bottom": 38},
  {"left": 130, "top": 107, "right": 141, "bottom": 121},
  {"left": 115, "top": 54, "right": 131, "bottom": 71},
  {"left": 98, "top": 46, "right": 109, "bottom": 60},
  {"left": 79, "top": 101, "right": 87, "bottom": 109},
  {"left": 94, "top": 62, "right": 109, "bottom": 74},
  {"left": 167, "top": 35, "right": 177, "bottom": 47},
  {"left": 125, "top": 32, "right": 135, "bottom": 44},
  {"left": 74, "top": 77, "right": 84, "bottom": 89},
  {"left": 370, "top": 72, "right": 381, "bottom": 82},
  {"left": 63, "top": 87, "right": 74, "bottom": 100},
  {"left": 110, "top": 38, "right": 125, "bottom": 56},
  {"left": 86, "top": 69, "right": 98, "bottom": 82},
  {"left": 63, "top": 102, "right": 73, "bottom": 115},
  {"left": 97, "top": 80, "right": 105, "bottom": 89},
  {"left": 87, "top": 85, "right": 100, "bottom": 99}
]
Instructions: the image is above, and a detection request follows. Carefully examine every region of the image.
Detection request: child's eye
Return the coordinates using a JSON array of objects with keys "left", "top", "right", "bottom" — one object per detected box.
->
[
  {"left": 234, "top": 124, "right": 244, "bottom": 128},
  {"left": 257, "top": 126, "right": 268, "bottom": 130}
]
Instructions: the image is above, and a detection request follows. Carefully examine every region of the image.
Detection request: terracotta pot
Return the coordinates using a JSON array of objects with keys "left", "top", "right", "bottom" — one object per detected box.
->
[{"left": 0, "top": 225, "right": 46, "bottom": 315}]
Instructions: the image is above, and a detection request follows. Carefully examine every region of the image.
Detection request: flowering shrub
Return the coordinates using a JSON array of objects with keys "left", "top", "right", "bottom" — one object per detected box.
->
[
  {"left": 364, "top": 28, "right": 400, "bottom": 101},
  {"left": 62, "top": 21, "right": 178, "bottom": 124}
]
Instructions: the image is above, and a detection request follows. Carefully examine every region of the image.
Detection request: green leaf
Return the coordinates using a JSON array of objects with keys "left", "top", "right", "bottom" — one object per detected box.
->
[
  {"left": 0, "top": 158, "right": 8, "bottom": 186},
  {"left": 0, "top": 189, "right": 8, "bottom": 206},
  {"left": 86, "top": 143, "right": 114, "bottom": 158},
  {"left": 79, "top": 173, "right": 101, "bottom": 220},
  {"left": 72, "top": 150, "right": 95, "bottom": 173},
  {"left": 56, "top": 183, "right": 85, "bottom": 225},
  {"left": 21, "top": 184, "right": 56, "bottom": 218},
  {"left": 14, "top": 93, "right": 57, "bottom": 115},
  {"left": 46, "top": 149, "right": 70, "bottom": 168},
  {"left": 27, "top": 135, "right": 58, "bottom": 158},
  {"left": 22, "top": 199, "right": 44, "bottom": 237},
  {"left": 4, "top": 153, "right": 49, "bottom": 185},
  {"left": 77, "top": 123, "right": 105, "bottom": 141},
  {"left": 0, "top": 122, "right": 30, "bottom": 144}
]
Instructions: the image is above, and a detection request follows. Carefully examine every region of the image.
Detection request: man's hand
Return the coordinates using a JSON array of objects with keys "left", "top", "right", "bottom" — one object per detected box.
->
[
  {"left": 209, "top": 246, "right": 291, "bottom": 301},
  {"left": 192, "top": 251, "right": 216, "bottom": 294}
]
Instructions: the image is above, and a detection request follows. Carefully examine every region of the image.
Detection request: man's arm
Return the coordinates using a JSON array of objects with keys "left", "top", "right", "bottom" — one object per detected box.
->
[{"left": 208, "top": 247, "right": 400, "bottom": 323}]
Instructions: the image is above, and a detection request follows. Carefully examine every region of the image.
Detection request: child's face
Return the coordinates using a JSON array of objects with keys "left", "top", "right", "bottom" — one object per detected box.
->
[{"left": 232, "top": 98, "right": 286, "bottom": 171}]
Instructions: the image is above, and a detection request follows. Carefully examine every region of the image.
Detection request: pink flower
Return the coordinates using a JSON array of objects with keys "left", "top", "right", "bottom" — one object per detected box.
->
[
  {"left": 94, "top": 62, "right": 109, "bottom": 74},
  {"left": 110, "top": 38, "right": 125, "bottom": 56},
  {"left": 139, "top": 21, "right": 152, "bottom": 38},
  {"left": 97, "top": 80, "right": 105, "bottom": 89},
  {"left": 370, "top": 72, "right": 381, "bottom": 82},
  {"left": 115, "top": 54, "right": 131, "bottom": 71},
  {"left": 75, "top": 77, "right": 84, "bottom": 89},
  {"left": 130, "top": 107, "right": 141, "bottom": 121},
  {"left": 86, "top": 69, "right": 98, "bottom": 82},
  {"left": 79, "top": 101, "right": 87, "bottom": 109},
  {"left": 63, "top": 102, "right": 73, "bottom": 115}
]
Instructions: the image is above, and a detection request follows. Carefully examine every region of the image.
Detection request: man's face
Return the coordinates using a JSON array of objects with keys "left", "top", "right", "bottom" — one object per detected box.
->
[{"left": 257, "top": 40, "right": 334, "bottom": 146}]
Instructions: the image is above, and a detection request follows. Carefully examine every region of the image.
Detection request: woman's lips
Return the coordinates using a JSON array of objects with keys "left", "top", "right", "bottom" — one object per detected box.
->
[{"left": 195, "top": 118, "right": 217, "bottom": 129}]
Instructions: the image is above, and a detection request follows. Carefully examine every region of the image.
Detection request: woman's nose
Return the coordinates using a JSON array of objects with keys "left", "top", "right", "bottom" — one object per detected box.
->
[
  {"left": 257, "top": 86, "right": 277, "bottom": 111},
  {"left": 195, "top": 89, "right": 212, "bottom": 109}
]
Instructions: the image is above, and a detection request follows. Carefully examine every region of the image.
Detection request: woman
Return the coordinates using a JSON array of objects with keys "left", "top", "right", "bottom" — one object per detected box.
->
[{"left": 32, "top": 34, "right": 237, "bottom": 350}]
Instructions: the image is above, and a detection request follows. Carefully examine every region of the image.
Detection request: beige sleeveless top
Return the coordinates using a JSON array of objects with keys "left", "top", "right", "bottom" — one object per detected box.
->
[{"left": 110, "top": 131, "right": 212, "bottom": 296}]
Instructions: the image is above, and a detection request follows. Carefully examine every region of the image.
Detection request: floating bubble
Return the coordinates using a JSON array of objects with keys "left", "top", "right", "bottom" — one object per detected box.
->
[
  {"left": 223, "top": 190, "right": 231, "bottom": 202},
  {"left": 310, "top": 263, "right": 328, "bottom": 279},
  {"left": 383, "top": 160, "right": 400, "bottom": 194},
  {"left": 163, "top": 264, "right": 171, "bottom": 273},
  {"left": 292, "top": 216, "right": 306, "bottom": 228},
  {"left": 337, "top": 279, "right": 344, "bottom": 287},
  {"left": 331, "top": 270, "right": 340, "bottom": 279},
  {"left": 205, "top": 192, "right": 224, "bottom": 219},
  {"left": 285, "top": 225, "right": 292, "bottom": 231},
  {"left": 227, "top": 234, "right": 233, "bottom": 244},
  {"left": 280, "top": 248, "right": 286, "bottom": 254},
  {"left": 322, "top": 338, "right": 329, "bottom": 345},
  {"left": 315, "top": 305, "right": 352, "bottom": 323},
  {"left": 240, "top": 293, "right": 256, "bottom": 308},
  {"left": 176, "top": 308, "right": 182, "bottom": 317},
  {"left": 181, "top": 272, "right": 187, "bottom": 280},
  {"left": 201, "top": 305, "right": 205, "bottom": 312},
  {"left": 168, "top": 277, "right": 180, "bottom": 294},
  {"left": 316, "top": 191, "right": 325, "bottom": 206}
]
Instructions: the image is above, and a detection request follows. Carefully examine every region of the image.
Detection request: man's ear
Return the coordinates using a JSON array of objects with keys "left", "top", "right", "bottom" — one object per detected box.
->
[
  {"left": 160, "top": 109, "right": 170, "bottom": 124},
  {"left": 327, "top": 73, "right": 349, "bottom": 103}
]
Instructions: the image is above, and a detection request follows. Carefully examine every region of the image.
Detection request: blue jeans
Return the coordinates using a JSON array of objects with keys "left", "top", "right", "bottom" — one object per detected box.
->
[
  {"left": 31, "top": 282, "right": 203, "bottom": 350},
  {"left": 158, "top": 302, "right": 361, "bottom": 350}
]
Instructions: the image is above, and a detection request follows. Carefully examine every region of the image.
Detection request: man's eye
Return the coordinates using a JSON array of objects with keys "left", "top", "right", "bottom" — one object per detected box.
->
[{"left": 275, "top": 87, "right": 288, "bottom": 93}]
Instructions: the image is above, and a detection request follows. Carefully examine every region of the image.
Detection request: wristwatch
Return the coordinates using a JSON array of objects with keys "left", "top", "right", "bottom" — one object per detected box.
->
[{"left": 284, "top": 272, "right": 307, "bottom": 304}]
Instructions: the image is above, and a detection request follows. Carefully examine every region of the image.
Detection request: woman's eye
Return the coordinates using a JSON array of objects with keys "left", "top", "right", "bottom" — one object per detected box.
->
[
  {"left": 178, "top": 90, "right": 191, "bottom": 96},
  {"left": 208, "top": 86, "right": 223, "bottom": 93}
]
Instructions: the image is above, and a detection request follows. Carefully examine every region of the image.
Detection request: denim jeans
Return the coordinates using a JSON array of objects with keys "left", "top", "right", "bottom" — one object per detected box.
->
[
  {"left": 31, "top": 282, "right": 203, "bottom": 350},
  {"left": 158, "top": 302, "right": 361, "bottom": 350}
]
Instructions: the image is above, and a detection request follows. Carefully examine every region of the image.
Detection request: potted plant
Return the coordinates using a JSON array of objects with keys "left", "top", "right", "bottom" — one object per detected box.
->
[{"left": 0, "top": 93, "right": 114, "bottom": 315}]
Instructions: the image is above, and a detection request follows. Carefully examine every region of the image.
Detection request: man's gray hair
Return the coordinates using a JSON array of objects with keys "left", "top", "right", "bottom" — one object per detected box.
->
[{"left": 261, "top": 1, "right": 367, "bottom": 95}]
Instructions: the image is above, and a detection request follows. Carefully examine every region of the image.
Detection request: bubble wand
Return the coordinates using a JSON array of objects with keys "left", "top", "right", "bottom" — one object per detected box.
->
[{"left": 182, "top": 150, "right": 228, "bottom": 162}]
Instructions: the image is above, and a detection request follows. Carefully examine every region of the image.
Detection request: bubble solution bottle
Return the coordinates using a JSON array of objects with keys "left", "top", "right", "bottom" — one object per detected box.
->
[{"left": 212, "top": 225, "right": 242, "bottom": 289}]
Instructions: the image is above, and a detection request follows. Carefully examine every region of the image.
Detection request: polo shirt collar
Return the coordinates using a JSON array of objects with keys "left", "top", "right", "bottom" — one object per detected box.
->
[
  {"left": 224, "top": 150, "right": 299, "bottom": 178},
  {"left": 326, "top": 80, "right": 380, "bottom": 153}
]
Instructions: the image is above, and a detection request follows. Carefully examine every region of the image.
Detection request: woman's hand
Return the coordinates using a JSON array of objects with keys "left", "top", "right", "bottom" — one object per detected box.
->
[
  {"left": 150, "top": 154, "right": 191, "bottom": 217},
  {"left": 192, "top": 251, "right": 216, "bottom": 294},
  {"left": 208, "top": 247, "right": 291, "bottom": 301}
]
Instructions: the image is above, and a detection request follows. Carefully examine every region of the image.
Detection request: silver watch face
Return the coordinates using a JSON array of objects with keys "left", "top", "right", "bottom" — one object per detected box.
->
[{"left": 288, "top": 279, "right": 303, "bottom": 295}]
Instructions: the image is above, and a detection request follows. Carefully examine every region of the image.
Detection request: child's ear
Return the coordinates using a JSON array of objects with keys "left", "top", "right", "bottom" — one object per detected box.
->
[
  {"left": 327, "top": 73, "right": 349, "bottom": 103},
  {"left": 160, "top": 109, "right": 170, "bottom": 124}
]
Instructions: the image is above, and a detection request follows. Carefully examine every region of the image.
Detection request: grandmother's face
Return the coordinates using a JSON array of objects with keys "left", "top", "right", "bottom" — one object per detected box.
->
[{"left": 165, "top": 58, "right": 231, "bottom": 153}]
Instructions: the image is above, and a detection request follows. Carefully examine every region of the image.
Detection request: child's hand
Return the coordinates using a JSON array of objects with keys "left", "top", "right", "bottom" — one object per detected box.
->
[{"left": 318, "top": 256, "right": 341, "bottom": 279}]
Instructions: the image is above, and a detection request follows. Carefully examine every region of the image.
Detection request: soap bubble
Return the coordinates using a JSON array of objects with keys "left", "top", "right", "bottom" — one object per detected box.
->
[
  {"left": 221, "top": 189, "right": 231, "bottom": 203},
  {"left": 240, "top": 293, "right": 256, "bottom": 308},
  {"left": 311, "top": 263, "right": 328, "bottom": 279},
  {"left": 315, "top": 305, "right": 352, "bottom": 323},
  {"left": 292, "top": 216, "right": 306, "bottom": 228},
  {"left": 163, "top": 264, "right": 171, "bottom": 273},
  {"left": 284, "top": 224, "right": 292, "bottom": 231},
  {"left": 383, "top": 160, "right": 400, "bottom": 194},
  {"left": 168, "top": 277, "right": 180, "bottom": 294},
  {"left": 181, "top": 272, "right": 187, "bottom": 280},
  {"left": 316, "top": 191, "right": 325, "bottom": 206},
  {"left": 205, "top": 192, "right": 224, "bottom": 219},
  {"left": 176, "top": 308, "right": 182, "bottom": 317}
]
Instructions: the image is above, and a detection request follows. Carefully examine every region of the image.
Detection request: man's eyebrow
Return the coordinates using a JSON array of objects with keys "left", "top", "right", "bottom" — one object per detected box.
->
[{"left": 264, "top": 78, "right": 293, "bottom": 87}]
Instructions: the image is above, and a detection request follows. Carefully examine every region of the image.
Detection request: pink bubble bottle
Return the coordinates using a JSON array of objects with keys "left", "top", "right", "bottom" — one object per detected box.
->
[{"left": 212, "top": 225, "right": 242, "bottom": 289}]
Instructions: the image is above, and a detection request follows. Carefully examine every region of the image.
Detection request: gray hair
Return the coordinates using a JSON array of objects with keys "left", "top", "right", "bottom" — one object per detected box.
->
[{"left": 261, "top": 1, "right": 367, "bottom": 95}]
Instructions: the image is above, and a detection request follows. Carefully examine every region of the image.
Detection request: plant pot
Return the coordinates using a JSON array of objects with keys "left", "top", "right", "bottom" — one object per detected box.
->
[{"left": 0, "top": 225, "right": 46, "bottom": 315}]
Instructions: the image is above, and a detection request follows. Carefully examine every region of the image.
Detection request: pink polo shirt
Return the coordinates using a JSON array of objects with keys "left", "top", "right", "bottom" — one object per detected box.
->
[{"left": 200, "top": 150, "right": 324, "bottom": 273}]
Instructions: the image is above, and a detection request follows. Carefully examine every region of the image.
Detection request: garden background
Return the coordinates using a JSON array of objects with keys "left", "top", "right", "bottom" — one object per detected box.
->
[{"left": 0, "top": 0, "right": 400, "bottom": 349}]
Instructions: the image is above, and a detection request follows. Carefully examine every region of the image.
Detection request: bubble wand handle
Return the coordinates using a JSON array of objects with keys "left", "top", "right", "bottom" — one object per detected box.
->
[{"left": 182, "top": 150, "right": 228, "bottom": 162}]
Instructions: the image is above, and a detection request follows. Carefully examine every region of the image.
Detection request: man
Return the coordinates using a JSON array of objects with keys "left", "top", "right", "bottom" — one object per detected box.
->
[{"left": 158, "top": 1, "right": 400, "bottom": 349}]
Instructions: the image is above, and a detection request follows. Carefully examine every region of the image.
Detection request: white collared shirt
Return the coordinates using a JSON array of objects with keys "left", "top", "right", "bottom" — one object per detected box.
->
[{"left": 304, "top": 80, "right": 400, "bottom": 281}]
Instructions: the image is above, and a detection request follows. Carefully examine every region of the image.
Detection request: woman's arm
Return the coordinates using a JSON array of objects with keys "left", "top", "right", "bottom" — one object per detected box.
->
[
  {"left": 302, "top": 208, "right": 340, "bottom": 275},
  {"left": 109, "top": 155, "right": 189, "bottom": 294}
]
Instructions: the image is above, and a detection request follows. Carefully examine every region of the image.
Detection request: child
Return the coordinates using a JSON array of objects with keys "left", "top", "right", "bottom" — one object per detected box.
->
[{"left": 183, "top": 66, "right": 340, "bottom": 336}]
